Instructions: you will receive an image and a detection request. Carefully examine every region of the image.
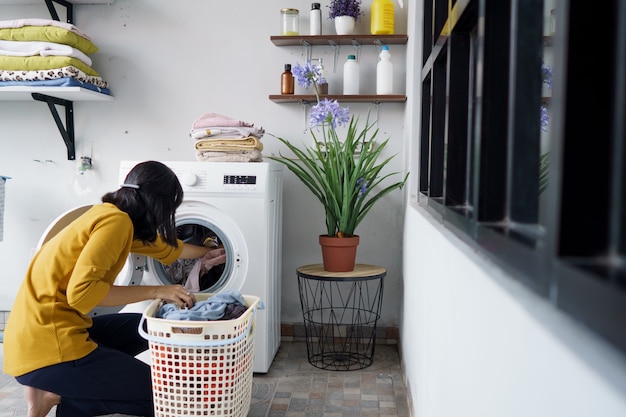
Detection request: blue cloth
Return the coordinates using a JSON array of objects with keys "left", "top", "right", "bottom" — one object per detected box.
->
[
  {"left": 156, "top": 289, "right": 246, "bottom": 321},
  {"left": 0, "top": 77, "right": 111, "bottom": 95}
]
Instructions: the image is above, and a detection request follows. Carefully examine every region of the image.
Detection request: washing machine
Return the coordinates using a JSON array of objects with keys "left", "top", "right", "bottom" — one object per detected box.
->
[{"left": 36, "top": 161, "right": 284, "bottom": 373}]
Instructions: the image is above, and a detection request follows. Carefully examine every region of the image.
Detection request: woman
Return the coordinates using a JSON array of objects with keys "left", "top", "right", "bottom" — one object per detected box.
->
[{"left": 3, "top": 161, "right": 226, "bottom": 417}]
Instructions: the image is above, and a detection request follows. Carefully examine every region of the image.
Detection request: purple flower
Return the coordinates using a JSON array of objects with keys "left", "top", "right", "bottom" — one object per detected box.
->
[
  {"left": 356, "top": 177, "right": 369, "bottom": 197},
  {"left": 328, "top": 0, "right": 362, "bottom": 19},
  {"left": 542, "top": 62, "right": 553, "bottom": 90},
  {"left": 310, "top": 98, "right": 351, "bottom": 129},
  {"left": 540, "top": 104, "right": 550, "bottom": 131},
  {"left": 292, "top": 61, "right": 326, "bottom": 89}
]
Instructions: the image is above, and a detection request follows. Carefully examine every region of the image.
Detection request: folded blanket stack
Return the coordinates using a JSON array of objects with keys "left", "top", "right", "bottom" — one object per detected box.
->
[
  {"left": 190, "top": 112, "right": 265, "bottom": 162},
  {"left": 0, "top": 19, "right": 110, "bottom": 95}
]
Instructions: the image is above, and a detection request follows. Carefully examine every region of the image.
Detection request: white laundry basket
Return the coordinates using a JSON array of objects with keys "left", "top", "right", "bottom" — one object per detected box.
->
[{"left": 139, "top": 293, "right": 260, "bottom": 417}]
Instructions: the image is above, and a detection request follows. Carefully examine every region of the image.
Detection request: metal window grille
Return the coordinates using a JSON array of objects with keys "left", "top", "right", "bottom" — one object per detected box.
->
[{"left": 418, "top": 0, "right": 626, "bottom": 353}]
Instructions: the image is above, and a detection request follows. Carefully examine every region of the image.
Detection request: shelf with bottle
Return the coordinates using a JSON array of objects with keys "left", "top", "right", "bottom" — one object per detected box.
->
[
  {"left": 271, "top": 29, "right": 407, "bottom": 104},
  {"left": 268, "top": 94, "right": 406, "bottom": 104},
  {"left": 270, "top": 34, "right": 408, "bottom": 46}
]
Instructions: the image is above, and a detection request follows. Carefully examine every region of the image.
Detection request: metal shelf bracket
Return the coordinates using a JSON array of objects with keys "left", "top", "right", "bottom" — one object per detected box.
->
[
  {"left": 375, "top": 101, "right": 382, "bottom": 125},
  {"left": 351, "top": 40, "right": 362, "bottom": 61},
  {"left": 301, "top": 101, "right": 310, "bottom": 133},
  {"left": 44, "top": 0, "right": 74, "bottom": 24},
  {"left": 32, "top": 93, "right": 76, "bottom": 160},
  {"left": 301, "top": 40, "right": 312, "bottom": 62},
  {"left": 329, "top": 40, "right": 339, "bottom": 73}
]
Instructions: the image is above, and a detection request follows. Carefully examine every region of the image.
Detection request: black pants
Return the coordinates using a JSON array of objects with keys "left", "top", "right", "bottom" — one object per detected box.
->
[{"left": 16, "top": 313, "right": 154, "bottom": 417}]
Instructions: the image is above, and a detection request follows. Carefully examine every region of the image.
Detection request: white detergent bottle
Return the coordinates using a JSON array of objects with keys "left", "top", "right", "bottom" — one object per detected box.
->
[
  {"left": 376, "top": 45, "right": 393, "bottom": 94},
  {"left": 343, "top": 55, "right": 360, "bottom": 95}
]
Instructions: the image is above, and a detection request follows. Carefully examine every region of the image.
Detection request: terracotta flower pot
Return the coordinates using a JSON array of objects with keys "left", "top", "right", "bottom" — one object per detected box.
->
[{"left": 319, "top": 235, "right": 360, "bottom": 272}]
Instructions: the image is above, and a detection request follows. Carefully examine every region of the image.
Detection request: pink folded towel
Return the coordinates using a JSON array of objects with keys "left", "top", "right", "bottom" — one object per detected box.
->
[
  {"left": 192, "top": 113, "right": 254, "bottom": 129},
  {"left": 190, "top": 126, "right": 265, "bottom": 140}
]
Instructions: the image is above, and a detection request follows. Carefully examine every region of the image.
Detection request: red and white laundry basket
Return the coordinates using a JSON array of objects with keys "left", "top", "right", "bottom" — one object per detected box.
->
[{"left": 139, "top": 293, "right": 260, "bottom": 417}]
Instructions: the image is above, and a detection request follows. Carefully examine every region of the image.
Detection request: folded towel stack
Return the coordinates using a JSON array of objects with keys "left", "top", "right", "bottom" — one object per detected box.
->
[
  {"left": 190, "top": 112, "right": 264, "bottom": 162},
  {"left": 0, "top": 19, "right": 110, "bottom": 94}
]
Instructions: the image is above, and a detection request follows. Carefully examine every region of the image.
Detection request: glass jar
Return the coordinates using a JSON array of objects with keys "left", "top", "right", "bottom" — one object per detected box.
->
[{"left": 281, "top": 8, "right": 299, "bottom": 36}]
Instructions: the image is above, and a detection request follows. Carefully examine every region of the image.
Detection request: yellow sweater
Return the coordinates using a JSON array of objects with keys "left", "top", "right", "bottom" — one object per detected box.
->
[{"left": 3, "top": 203, "right": 183, "bottom": 377}]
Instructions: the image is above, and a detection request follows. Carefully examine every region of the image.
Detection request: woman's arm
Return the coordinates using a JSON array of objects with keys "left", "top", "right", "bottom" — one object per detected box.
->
[
  {"left": 98, "top": 284, "right": 195, "bottom": 308},
  {"left": 97, "top": 243, "right": 222, "bottom": 308},
  {"left": 179, "top": 243, "right": 211, "bottom": 259}
]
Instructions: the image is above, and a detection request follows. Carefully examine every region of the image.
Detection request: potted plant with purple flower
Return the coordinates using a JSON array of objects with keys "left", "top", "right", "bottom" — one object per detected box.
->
[
  {"left": 328, "top": 0, "right": 362, "bottom": 35},
  {"left": 269, "top": 61, "right": 408, "bottom": 272}
]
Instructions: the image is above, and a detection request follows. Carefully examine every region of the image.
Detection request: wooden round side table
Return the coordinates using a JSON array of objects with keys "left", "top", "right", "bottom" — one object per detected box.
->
[{"left": 296, "top": 264, "right": 386, "bottom": 371}]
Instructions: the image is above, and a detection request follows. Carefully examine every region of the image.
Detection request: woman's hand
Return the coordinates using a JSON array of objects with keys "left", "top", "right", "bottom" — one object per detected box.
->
[
  {"left": 98, "top": 284, "right": 196, "bottom": 308},
  {"left": 155, "top": 285, "right": 196, "bottom": 308}
]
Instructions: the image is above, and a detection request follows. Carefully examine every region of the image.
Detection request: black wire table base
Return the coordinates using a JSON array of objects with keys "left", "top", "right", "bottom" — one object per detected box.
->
[
  {"left": 304, "top": 321, "right": 378, "bottom": 371},
  {"left": 297, "top": 264, "right": 386, "bottom": 371}
]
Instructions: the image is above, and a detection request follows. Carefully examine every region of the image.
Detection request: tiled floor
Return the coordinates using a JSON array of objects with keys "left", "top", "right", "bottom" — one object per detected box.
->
[{"left": 0, "top": 341, "right": 409, "bottom": 417}]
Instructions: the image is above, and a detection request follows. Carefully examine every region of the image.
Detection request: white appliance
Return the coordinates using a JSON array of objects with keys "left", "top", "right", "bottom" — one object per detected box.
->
[{"left": 37, "top": 161, "right": 283, "bottom": 373}]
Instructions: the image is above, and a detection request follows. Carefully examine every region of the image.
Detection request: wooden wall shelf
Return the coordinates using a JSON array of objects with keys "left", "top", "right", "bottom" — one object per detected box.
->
[
  {"left": 269, "top": 94, "right": 407, "bottom": 104},
  {"left": 271, "top": 34, "right": 408, "bottom": 47}
]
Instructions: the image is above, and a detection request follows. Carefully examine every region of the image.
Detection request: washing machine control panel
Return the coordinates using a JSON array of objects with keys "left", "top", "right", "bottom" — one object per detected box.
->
[
  {"left": 181, "top": 172, "right": 198, "bottom": 187},
  {"left": 222, "top": 175, "right": 257, "bottom": 190},
  {"left": 121, "top": 161, "right": 274, "bottom": 194},
  {"left": 224, "top": 175, "right": 256, "bottom": 184},
  {"left": 178, "top": 172, "right": 260, "bottom": 192}
]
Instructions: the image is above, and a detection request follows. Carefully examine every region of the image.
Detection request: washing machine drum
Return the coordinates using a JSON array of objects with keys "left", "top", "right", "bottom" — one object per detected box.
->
[{"left": 147, "top": 219, "right": 234, "bottom": 292}]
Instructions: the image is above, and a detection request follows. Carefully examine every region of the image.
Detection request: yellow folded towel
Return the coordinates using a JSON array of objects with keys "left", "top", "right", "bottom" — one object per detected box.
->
[{"left": 194, "top": 136, "right": 263, "bottom": 152}]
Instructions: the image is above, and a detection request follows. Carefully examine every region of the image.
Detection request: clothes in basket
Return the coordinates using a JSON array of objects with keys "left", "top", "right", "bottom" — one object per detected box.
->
[{"left": 156, "top": 289, "right": 247, "bottom": 321}]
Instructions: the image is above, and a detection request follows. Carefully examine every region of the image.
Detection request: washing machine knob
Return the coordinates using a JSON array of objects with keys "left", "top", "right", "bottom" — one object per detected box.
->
[{"left": 181, "top": 172, "right": 198, "bottom": 187}]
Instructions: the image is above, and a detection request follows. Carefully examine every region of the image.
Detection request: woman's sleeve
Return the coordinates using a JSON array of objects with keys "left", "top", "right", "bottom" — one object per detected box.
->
[
  {"left": 131, "top": 236, "right": 184, "bottom": 265},
  {"left": 65, "top": 212, "right": 133, "bottom": 314}
]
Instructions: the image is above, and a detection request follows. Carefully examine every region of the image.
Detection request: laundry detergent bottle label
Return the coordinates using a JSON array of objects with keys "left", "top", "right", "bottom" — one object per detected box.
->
[{"left": 371, "top": 0, "right": 395, "bottom": 35}]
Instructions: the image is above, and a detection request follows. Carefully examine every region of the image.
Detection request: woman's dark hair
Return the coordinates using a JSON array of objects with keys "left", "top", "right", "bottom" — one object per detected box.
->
[{"left": 102, "top": 161, "right": 183, "bottom": 247}]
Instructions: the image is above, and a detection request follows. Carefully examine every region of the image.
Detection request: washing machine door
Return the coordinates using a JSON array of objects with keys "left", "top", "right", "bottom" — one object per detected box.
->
[
  {"left": 36, "top": 205, "right": 146, "bottom": 317},
  {"left": 37, "top": 205, "right": 92, "bottom": 248},
  {"left": 143, "top": 200, "right": 249, "bottom": 294}
]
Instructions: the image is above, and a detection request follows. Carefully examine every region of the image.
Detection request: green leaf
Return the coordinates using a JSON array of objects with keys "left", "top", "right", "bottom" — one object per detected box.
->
[{"left": 268, "top": 110, "right": 408, "bottom": 237}]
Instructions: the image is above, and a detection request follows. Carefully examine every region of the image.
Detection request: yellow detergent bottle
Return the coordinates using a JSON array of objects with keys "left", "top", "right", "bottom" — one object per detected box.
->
[{"left": 371, "top": 0, "right": 394, "bottom": 35}]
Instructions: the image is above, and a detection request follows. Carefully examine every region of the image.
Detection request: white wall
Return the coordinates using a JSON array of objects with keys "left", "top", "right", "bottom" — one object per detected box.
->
[
  {"left": 401, "top": 1, "right": 626, "bottom": 416},
  {"left": 402, "top": 207, "right": 626, "bottom": 417},
  {"left": 0, "top": 1, "right": 409, "bottom": 327}
]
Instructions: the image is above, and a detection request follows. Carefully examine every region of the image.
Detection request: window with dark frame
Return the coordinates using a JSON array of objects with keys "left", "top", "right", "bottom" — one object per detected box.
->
[{"left": 418, "top": 0, "right": 626, "bottom": 353}]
